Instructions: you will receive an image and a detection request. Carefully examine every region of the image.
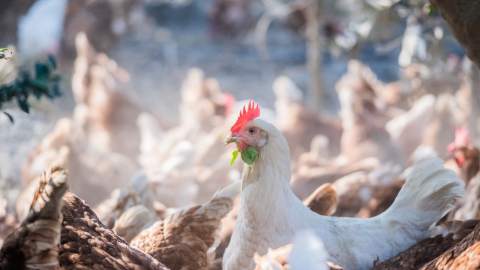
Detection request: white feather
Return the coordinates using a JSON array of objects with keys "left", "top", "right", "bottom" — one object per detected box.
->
[
  {"left": 18, "top": 0, "right": 68, "bottom": 59},
  {"left": 289, "top": 230, "right": 329, "bottom": 270},
  {"left": 386, "top": 94, "right": 435, "bottom": 141}
]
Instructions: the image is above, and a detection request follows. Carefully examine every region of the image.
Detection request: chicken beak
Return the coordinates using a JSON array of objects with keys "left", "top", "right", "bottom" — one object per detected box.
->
[{"left": 224, "top": 135, "right": 237, "bottom": 146}]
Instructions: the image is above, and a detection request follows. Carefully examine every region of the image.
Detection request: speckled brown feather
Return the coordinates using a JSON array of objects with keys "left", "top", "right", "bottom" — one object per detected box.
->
[
  {"left": 113, "top": 204, "right": 155, "bottom": 243},
  {"left": 94, "top": 188, "right": 141, "bottom": 229},
  {"left": 59, "top": 192, "right": 168, "bottom": 270},
  {"left": 0, "top": 213, "right": 17, "bottom": 249},
  {"left": 451, "top": 168, "right": 480, "bottom": 221},
  {"left": 372, "top": 219, "right": 480, "bottom": 270},
  {"left": 131, "top": 181, "right": 240, "bottom": 270},
  {"left": 0, "top": 191, "right": 19, "bottom": 248},
  {"left": 457, "top": 145, "right": 480, "bottom": 184},
  {"left": 420, "top": 221, "right": 480, "bottom": 270},
  {"left": 356, "top": 180, "right": 404, "bottom": 218},
  {"left": 303, "top": 183, "right": 338, "bottom": 216},
  {"left": 214, "top": 196, "right": 240, "bottom": 263},
  {"left": 0, "top": 166, "right": 68, "bottom": 270}
]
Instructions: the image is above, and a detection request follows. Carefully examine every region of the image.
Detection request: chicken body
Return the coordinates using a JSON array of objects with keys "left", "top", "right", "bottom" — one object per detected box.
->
[
  {"left": 131, "top": 180, "right": 241, "bottom": 270},
  {"left": 336, "top": 60, "right": 405, "bottom": 166},
  {"left": 372, "top": 219, "right": 480, "bottom": 270},
  {"left": 223, "top": 117, "right": 463, "bottom": 270},
  {"left": 0, "top": 167, "right": 68, "bottom": 270},
  {"left": 446, "top": 128, "right": 480, "bottom": 220},
  {"left": 420, "top": 221, "right": 480, "bottom": 270},
  {"left": 59, "top": 193, "right": 168, "bottom": 270}
]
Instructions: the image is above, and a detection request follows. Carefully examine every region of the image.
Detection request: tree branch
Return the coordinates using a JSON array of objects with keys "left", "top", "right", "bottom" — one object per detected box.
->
[{"left": 429, "top": 0, "right": 480, "bottom": 68}]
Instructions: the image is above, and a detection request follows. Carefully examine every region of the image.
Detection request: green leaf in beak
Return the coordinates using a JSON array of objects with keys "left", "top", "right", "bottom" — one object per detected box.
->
[
  {"left": 231, "top": 150, "right": 239, "bottom": 166},
  {"left": 241, "top": 147, "right": 259, "bottom": 165}
]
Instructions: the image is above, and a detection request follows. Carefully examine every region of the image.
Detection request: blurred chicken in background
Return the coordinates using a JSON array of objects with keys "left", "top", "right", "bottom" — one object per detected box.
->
[
  {"left": 208, "top": 0, "right": 253, "bottom": 44},
  {"left": 20, "top": 33, "right": 149, "bottom": 207},
  {"left": 16, "top": 0, "right": 148, "bottom": 64},
  {"left": 336, "top": 60, "right": 405, "bottom": 166},
  {"left": 18, "top": 0, "right": 68, "bottom": 60},
  {"left": 272, "top": 76, "right": 342, "bottom": 165},
  {"left": 3, "top": 0, "right": 480, "bottom": 269}
]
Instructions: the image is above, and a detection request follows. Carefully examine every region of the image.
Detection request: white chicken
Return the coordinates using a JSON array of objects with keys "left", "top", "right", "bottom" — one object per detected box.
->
[
  {"left": 135, "top": 113, "right": 199, "bottom": 207},
  {"left": 254, "top": 229, "right": 331, "bottom": 270},
  {"left": 222, "top": 101, "right": 464, "bottom": 270},
  {"left": 18, "top": 0, "right": 68, "bottom": 59},
  {"left": 385, "top": 94, "right": 436, "bottom": 159}
]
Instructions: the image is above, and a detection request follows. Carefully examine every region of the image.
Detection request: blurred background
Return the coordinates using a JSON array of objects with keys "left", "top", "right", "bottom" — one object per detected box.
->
[{"left": 0, "top": 0, "right": 476, "bottom": 224}]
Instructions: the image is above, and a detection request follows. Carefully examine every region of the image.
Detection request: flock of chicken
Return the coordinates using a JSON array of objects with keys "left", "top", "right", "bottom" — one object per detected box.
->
[{"left": 1, "top": 29, "right": 480, "bottom": 270}]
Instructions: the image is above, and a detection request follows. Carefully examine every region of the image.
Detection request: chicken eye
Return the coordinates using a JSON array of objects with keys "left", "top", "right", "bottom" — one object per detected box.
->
[{"left": 248, "top": 128, "right": 256, "bottom": 134}]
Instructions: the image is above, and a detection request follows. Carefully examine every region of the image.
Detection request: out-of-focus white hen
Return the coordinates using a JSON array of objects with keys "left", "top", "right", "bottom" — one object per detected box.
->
[
  {"left": 18, "top": 0, "right": 68, "bottom": 59},
  {"left": 289, "top": 230, "right": 330, "bottom": 270},
  {"left": 386, "top": 94, "right": 436, "bottom": 159},
  {"left": 254, "top": 229, "right": 337, "bottom": 270}
]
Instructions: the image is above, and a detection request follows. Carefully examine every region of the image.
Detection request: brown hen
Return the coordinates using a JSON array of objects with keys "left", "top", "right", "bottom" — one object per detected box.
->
[
  {"left": 355, "top": 180, "right": 404, "bottom": 218},
  {"left": 447, "top": 127, "right": 480, "bottom": 184},
  {"left": 372, "top": 219, "right": 479, "bottom": 270},
  {"left": 273, "top": 76, "right": 342, "bottom": 163},
  {"left": 113, "top": 204, "right": 156, "bottom": 243},
  {"left": 303, "top": 183, "right": 338, "bottom": 216},
  {"left": 131, "top": 180, "right": 241, "bottom": 270},
  {"left": 420, "top": 220, "right": 480, "bottom": 270},
  {"left": 446, "top": 128, "right": 480, "bottom": 220},
  {"left": 93, "top": 187, "right": 141, "bottom": 229},
  {"left": 59, "top": 192, "right": 168, "bottom": 270},
  {"left": 336, "top": 60, "right": 404, "bottom": 165},
  {"left": 0, "top": 166, "right": 68, "bottom": 270},
  {"left": 0, "top": 197, "right": 17, "bottom": 248},
  {"left": 453, "top": 174, "right": 480, "bottom": 221}
]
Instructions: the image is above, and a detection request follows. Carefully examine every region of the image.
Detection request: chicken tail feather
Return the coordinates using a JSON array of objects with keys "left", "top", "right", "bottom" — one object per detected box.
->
[{"left": 381, "top": 158, "right": 464, "bottom": 231}]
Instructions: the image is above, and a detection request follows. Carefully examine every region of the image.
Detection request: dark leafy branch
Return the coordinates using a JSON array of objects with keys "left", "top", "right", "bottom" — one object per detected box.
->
[
  {"left": 0, "top": 48, "right": 12, "bottom": 60},
  {"left": 0, "top": 55, "right": 62, "bottom": 123}
]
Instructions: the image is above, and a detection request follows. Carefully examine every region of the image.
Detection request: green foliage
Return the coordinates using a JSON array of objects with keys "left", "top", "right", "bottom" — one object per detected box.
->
[
  {"left": 0, "top": 55, "right": 62, "bottom": 123},
  {"left": 231, "top": 150, "right": 239, "bottom": 166},
  {"left": 219, "top": 135, "right": 259, "bottom": 165},
  {"left": 427, "top": 4, "right": 436, "bottom": 17},
  {"left": 0, "top": 48, "right": 11, "bottom": 60},
  {"left": 241, "top": 147, "right": 258, "bottom": 165}
]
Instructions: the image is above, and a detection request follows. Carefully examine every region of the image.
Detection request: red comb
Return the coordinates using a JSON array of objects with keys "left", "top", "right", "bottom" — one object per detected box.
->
[
  {"left": 455, "top": 127, "right": 470, "bottom": 146},
  {"left": 230, "top": 101, "right": 260, "bottom": 133}
]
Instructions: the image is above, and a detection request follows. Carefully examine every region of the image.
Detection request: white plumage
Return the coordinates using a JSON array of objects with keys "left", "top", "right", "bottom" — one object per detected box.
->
[
  {"left": 253, "top": 229, "right": 330, "bottom": 270},
  {"left": 288, "top": 230, "right": 329, "bottom": 270},
  {"left": 223, "top": 118, "right": 464, "bottom": 270},
  {"left": 18, "top": 0, "right": 68, "bottom": 59}
]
